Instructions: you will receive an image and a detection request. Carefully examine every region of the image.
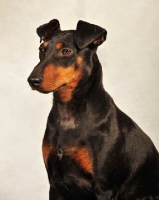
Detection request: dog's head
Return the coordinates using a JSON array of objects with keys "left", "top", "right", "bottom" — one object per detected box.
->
[{"left": 27, "top": 19, "right": 107, "bottom": 102}]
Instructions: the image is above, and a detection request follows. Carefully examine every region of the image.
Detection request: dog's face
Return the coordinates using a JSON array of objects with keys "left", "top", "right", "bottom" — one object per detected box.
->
[
  {"left": 30, "top": 31, "right": 83, "bottom": 94},
  {"left": 28, "top": 19, "right": 107, "bottom": 102}
]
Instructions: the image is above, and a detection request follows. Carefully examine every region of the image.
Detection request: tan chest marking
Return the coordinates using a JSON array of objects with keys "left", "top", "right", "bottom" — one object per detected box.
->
[
  {"left": 42, "top": 142, "right": 55, "bottom": 167},
  {"left": 65, "top": 146, "right": 93, "bottom": 174},
  {"left": 43, "top": 42, "right": 48, "bottom": 48}
]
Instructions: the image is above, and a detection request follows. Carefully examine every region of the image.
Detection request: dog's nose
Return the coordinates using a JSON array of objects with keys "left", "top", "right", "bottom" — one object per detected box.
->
[{"left": 28, "top": 76, "right": 43, "bottom": 88}]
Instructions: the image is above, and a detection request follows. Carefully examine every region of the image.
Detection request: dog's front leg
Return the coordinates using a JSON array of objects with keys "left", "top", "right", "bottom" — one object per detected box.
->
[
  {"left": 95, "top": 190, "right": 118, "bottom": 200},
  {"left": 94, "top": 181, "right": 119, "bottom": 200},
  {"left": 49, "top": 186, "right": 67, "bottom": 200},
  {"left": 95, "top": 192, "right": 118, "bottom": 200}
]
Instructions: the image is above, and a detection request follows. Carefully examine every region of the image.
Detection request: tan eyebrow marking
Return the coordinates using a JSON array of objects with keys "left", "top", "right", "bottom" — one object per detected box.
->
[
  {"left": 43, "top": 42, "right": 48, "bottom": 48},
  {"left": 56, "top": 42, "right": 63, "bottom": 49}
]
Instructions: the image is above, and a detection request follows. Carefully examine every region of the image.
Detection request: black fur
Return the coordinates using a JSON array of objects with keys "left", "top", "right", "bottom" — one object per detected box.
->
[{"left": 28, "top": 19, "right": 159, "bottom": 200}]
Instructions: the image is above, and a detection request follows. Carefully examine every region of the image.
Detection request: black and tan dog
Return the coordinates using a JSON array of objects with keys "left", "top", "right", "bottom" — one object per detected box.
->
[{"left": 28, "top": 19, "right": 159, "bottom": 200}]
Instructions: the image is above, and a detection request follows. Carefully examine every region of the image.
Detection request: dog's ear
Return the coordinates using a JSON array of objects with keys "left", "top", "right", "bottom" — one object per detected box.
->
[
  {"left": 36, "top": 19, "right": 60, "bottom": 42},
  {"left": 76, "top": 20, "right": 107, "bottom": 49}
]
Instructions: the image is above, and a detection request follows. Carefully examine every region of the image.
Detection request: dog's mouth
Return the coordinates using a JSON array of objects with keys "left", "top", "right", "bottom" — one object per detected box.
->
[{"left": 31, "top": 83, "right": 69, "bottom": 94}]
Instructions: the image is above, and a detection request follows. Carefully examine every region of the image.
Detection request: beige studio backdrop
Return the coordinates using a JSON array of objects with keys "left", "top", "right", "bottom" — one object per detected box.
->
[{"left": 0, "top": 0, "right": 159, "bottom": 199}]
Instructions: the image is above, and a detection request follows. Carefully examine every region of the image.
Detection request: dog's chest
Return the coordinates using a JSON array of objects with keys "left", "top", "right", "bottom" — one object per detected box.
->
[
  {"left": 42, "top": 141, "right": 93, "bottom": 175},
  {"left": 56, "top": 104, "right": 79, "bottom": 129}
]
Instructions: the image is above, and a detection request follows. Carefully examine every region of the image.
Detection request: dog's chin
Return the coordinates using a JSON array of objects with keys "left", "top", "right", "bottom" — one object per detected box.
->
[
  {"left": 30, "top": 86, "right": 52, "bottom": 94},
  {"left": 31, "top": 84, "right": 68, "bottom": 94},
  {"left": 37, "top": 90, "right": 51, "bottom": 94}
]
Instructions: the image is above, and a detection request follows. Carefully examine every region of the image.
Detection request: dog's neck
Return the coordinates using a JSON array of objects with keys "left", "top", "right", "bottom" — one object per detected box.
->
[
  {"left": 52, "top": 58, "right": 107, "bottom": 129},
  {"left": 53, "top": 57, "right": 104, "bottom": 104}
]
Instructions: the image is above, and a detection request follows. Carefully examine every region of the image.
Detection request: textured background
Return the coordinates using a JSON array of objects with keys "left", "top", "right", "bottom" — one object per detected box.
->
[{"left": 0, "top": 0, "right": 159, "bottom": 199}]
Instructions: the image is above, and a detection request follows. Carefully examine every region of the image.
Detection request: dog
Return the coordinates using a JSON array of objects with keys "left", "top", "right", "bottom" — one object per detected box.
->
[{"left": 27, "top": 19, "right": 159, "bottom": 200}]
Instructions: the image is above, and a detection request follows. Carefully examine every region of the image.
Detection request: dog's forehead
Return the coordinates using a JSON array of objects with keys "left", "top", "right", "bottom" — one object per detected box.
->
[{"left": 50, "top": 30, "right": 75, "bottom": 44}]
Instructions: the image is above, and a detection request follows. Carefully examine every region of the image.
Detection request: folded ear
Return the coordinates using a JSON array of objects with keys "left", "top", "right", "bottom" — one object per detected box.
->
[
  {"left": 36, "top": 19, "right": 60, "bottom": 42},
  {"left": 76, "top": 20, "right": 107, "bottom": 49}
]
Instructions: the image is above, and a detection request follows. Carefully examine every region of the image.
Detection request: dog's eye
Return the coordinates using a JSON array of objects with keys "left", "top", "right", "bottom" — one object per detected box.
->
[
  {"left": 39, "top": 47, "right": 45, "bottom": 60},
  {"left": 39, "top": 47, "right": 45, "bottom": 53},
  {"left": 62, "top": 49, "right": 71, "bottom": 56}
]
